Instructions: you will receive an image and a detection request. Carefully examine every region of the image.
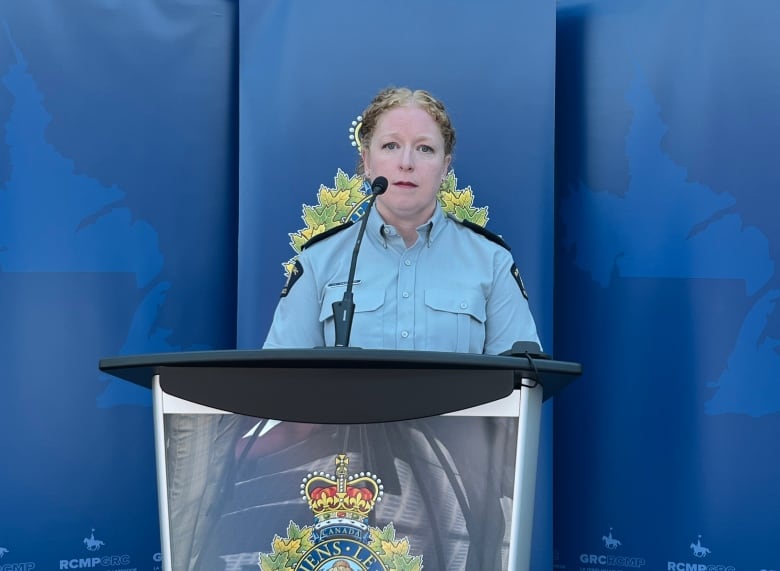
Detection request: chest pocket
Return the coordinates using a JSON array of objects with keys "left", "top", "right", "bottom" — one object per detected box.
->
[
  {"left": 320, "top": 287, "right": 385, "bottom": 348},
  {"left": 424, "top": 289, "right": 487, "bottom": 353}
]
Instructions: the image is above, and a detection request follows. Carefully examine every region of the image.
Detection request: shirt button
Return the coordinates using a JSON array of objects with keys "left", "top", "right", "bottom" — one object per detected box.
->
[
  {"left": 401, "top": 331, "right": 409, "bottom": 338},
  {"left": 404, "top": 259, "right": 412, "bottom": 266},
  {"left": 402, "top": 291, "right": 410, "bottom": 298},
  {"left": 460, "top": 302, "right": 468, "bottom": 309}
]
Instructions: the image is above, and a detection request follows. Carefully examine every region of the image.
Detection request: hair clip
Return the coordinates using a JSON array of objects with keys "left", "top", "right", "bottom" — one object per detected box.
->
[{"left": 348, "top": 115, "right": 363, "bottom": 153}]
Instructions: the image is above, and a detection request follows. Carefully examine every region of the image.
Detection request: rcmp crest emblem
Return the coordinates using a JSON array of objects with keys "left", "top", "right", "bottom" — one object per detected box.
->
[{"left": 258, "top": 454, "right": 423, "bottom": 571}]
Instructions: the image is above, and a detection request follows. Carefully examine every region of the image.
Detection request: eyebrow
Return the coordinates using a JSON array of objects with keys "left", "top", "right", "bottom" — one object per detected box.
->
[{"left": 378, "top": 132, "right": 438, "bottom": 143}]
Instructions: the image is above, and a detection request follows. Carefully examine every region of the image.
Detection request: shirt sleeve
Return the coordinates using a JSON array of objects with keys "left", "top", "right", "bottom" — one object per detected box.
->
[
  {"left": 483, "top": 250, "right": 541, "bottom": 355},
  {"left": 262, "top": 254, "right": 326, "bottom": 349}
]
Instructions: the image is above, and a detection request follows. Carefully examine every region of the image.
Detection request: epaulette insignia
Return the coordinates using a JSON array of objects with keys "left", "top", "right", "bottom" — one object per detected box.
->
[
  {"left": 448, "top": 214, "right": 511, "bottom": 251},
  {"left": 511, "top": 263, "right": 529, "bottom": 300},
  {"left": 280, "top": 259, "right": 303, "bottom": 297},
  {"left": 301, "top": 220, "right": 355, "bottom": 250}
]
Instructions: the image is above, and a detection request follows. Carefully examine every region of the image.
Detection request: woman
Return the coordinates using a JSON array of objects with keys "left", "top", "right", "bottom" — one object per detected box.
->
[{"left": 264, "top": 87, "right": 540, "bottom": 354}]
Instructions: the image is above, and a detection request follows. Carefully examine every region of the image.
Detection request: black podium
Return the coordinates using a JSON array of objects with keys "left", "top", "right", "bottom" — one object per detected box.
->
[{"left": 100, "top": 348, "right": 581, "bottom": 571}]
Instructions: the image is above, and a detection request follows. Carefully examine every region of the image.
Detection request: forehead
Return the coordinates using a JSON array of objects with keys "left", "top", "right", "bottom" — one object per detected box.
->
[{"left": 373, "top": 105, "right": 442, "bottom": 140}]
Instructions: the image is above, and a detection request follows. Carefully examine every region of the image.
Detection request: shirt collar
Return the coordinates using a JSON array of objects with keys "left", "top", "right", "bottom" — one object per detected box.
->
[{"left": 368, "top": 204, "right": 447, "bottom": 248}]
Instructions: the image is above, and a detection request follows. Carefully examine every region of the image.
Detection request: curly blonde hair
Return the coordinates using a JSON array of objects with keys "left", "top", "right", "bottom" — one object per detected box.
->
[{"left": 356, "top": 87, "right": 456, "bottom": 176}]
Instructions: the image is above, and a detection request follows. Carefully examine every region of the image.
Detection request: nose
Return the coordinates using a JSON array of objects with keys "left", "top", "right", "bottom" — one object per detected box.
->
[{"left": 399, "top": 146, "right": 414, "bottom": 171}]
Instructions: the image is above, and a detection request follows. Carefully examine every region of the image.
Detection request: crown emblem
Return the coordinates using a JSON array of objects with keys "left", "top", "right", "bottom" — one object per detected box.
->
[
  {"left": 260, "top": 454, "right": 421, "bottom": 571},
  {"left": 301, "top": 454, "right": 382, "bottom": 533}
]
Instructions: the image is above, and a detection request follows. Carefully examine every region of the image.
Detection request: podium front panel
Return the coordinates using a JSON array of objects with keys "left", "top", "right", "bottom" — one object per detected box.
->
[{"left": 152, "top": 376, "right": 539, "bottom": 571}]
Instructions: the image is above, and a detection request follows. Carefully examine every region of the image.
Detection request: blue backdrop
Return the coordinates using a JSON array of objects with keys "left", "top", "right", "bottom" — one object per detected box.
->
[
  {"left": 554, "top": 0, "right": 780, "bottom": 569},
  {"left": 9, "top": 0, "right": 779, "bottom": 570},
  {"left": 9, "top": 0, "right": 778, "bottom": 569},
  {"left": 0, "top": 1, "right": 237, "bottom": 568}
]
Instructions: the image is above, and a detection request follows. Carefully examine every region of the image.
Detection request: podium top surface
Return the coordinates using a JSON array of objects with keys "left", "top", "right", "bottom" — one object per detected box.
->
[{"left": 99, "top": 348, "right": 582, "bottom": 422}]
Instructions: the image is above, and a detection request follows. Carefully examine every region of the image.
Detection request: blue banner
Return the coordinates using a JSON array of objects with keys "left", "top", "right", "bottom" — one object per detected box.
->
[
  {"left": 554, "top": 0, "right": 780, "bottom": 569},
  {"left": 237, "top": 1, "right": 556, "bottom": 569},
  {"left": 0, "top": 1, "right": 237, "bottom": 568}
]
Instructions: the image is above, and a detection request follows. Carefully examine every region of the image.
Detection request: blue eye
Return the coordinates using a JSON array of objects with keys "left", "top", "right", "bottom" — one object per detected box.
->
[
  {"left": 418, "top": 145, "right": 434, "bottom": 153},
  {"left": 382, "top": 142, "right": 399, "bottom": 150}
]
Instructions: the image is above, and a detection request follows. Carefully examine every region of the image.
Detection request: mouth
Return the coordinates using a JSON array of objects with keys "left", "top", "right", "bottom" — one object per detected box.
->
[{"left": 393, "top": 180, "right": 418, "bottom": 189}]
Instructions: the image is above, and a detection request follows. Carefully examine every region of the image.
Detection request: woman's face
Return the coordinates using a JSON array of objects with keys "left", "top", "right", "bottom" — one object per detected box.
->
[{"left": 362, "top": 105, "right": 451, "bottom": 228}]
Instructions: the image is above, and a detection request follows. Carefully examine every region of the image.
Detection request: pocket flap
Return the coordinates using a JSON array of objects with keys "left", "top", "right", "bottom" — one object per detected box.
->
[
  {"left": 424, "top": 289, "right": 486, "bottom": 322},
  {"left": 320, "top": 287, "right": 385, "bottom": 322}
]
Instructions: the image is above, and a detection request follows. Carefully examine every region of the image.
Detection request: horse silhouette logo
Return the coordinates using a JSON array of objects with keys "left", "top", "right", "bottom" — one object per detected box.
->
[
  {"left": 690, "top": 535, "right": 711, "bottom": 558},
  {"left": 83, "top": 529, "right": 105, "bottom": 552},
  {"left": 602, "top": 528, "right": 622, "bottom": 550},
  {"left": 0, "top": 547, "right": 8, "bottom": 558}
]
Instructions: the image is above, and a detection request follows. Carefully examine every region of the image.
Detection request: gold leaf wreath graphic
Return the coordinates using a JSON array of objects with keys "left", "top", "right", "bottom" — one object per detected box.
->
[{"left": 282, "top": 170, "right": 488, "bottom": 277}]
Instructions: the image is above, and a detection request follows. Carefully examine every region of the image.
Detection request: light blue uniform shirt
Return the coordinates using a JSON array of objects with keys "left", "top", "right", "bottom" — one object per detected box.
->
[{"left": 263, "top": 205, "right": 540, "bottom": 355}]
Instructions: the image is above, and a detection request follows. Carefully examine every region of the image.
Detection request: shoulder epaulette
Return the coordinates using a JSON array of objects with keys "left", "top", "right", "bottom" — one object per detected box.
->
[
  {"left": 448, "top": 214, "right": 511, "bottom": 251},
  {"left": 301, "top": 220, "right": 355, "bottom": 250}
]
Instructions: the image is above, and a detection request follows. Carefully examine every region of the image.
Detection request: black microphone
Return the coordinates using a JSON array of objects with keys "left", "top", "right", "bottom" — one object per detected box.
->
[{"left": 332, "top": 176, "right": 388, "bottom": 347}]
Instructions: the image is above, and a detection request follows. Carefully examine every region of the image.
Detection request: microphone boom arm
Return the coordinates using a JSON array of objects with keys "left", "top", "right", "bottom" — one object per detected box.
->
[{"left": 332, "top": 177, "right": 387, "bottom": 347}]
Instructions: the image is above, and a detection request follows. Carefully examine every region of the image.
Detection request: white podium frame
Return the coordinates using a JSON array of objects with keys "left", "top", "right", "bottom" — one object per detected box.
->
[{"left": 100, "top": 348, "right": 580, "bottom": 571}]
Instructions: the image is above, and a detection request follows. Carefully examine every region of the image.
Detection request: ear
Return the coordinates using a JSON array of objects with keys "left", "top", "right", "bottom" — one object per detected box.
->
[
  {"left": 443, "top": 154, "right": 452, "bottom": 177},
  {"left": 361, "top": 148, "right": 370, "bottom": 174}
]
